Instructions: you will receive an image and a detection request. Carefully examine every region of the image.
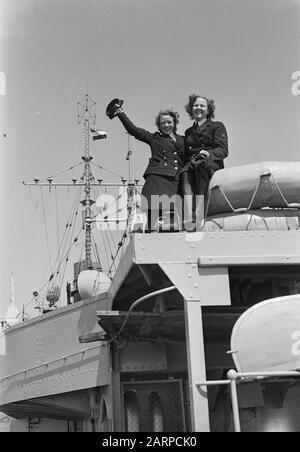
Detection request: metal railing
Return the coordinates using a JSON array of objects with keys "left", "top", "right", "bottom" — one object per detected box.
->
[{"left": 196, "top": 369, "right": 300, "bottom": 432}]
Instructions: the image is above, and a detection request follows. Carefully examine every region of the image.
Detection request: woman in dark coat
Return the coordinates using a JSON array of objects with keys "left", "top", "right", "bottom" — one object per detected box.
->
[
  {"left": 181, "top": 94, "right": 228, "bottom": 230},
  {"left": 108, "top": 101, "right": 185, "bottom": 230}
]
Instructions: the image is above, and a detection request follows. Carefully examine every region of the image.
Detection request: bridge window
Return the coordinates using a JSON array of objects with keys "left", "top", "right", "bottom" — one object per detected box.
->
[
  {"left": 149, "top": 391, "right": 164, "bottom": 432},
  {"left": 229, "top": 265, "right": 300, "bottom": 306},
  {"left": 124, "top": 390, "right": 139, "bottom": 432}
]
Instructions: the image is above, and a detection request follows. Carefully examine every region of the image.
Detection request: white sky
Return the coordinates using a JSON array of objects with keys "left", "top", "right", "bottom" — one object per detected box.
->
[{"left": 0, "top": 0, "right": 300, "bottom": 317}]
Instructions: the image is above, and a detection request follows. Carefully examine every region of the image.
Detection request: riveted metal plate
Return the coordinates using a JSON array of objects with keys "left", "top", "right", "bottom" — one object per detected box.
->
[{"left": 119, "top": 343, "right": 167, "bottom": 372}]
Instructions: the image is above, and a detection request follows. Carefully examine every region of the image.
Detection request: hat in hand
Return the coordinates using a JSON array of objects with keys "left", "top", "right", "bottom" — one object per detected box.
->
[{"left": 106, "top": 98, "right": 124, "bottom": 119}]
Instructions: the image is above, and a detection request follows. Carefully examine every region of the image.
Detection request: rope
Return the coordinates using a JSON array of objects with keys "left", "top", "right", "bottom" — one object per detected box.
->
[
  {"left": 23, "top": 226, "right": 84, "bottom": 315},
  {"left": 54, "top": 187, "right": 61, "bottom": 286},
  {"left": 59, "top": 227, "right": 84, "bottom": 292},
  {"left": 62, "top": 207, "right": 80, "bottom": 276},
  {"left": 270, "top": 174, "right": 300, "bottom": 208},
  {"left": 91, "top": 185, "right": 117, "bottom": 269},
  {"left": 91, "top": 185, "right": 118, "bottom": 254},
  {"left": 40, "top": 161, "right": 84, "bottom": 182},
  {"left": 16, "top": 277, "right": 53, "bottom": 317},
  {"left": 246, "top": 175, "right": 263, "bottom": 210},
  {"left": 91, "top": 184, "right": 129, "bottom": 274},
  {"left": 108, "top": 230, "right": 128, "bottom": 277},
  {"left": 120, "top": 232, "right": 131, "bottom": 260},
  {"left": 103, "top": 227, "right": 115, "bottom": 266},
  {"left": 206, "top": 172, "right": 300, "bottom": 216},
  {"left": 51, "top": 185, "right": 83, "bottom": 274},
  {"left": 101, "top": 228, "right": 111, "bottom": 271},
  {"left": 91, "top": 233, "right": 102, "bottom": 270},
  {"left": 49, "top": 162, "right": 83, "bottom": 179},
  {"left": 106, "top": 224, "right": 117, "bottom": 254},
  {"left": 42, "top": 184, "right": 83, "bottom": 302},
  {"left": 40, "top": 187, "right": 53, "bottom": 274},
  {"left": 244, "top": 212, "right": 269, "bottom": 231},
  {"left": 209, "top": 184, "right": 250, "bottom": 214},
  {"left": 91, "top": 161, "right": 125, "bottom": 180},
  {"left": 88, "top": 181, "right": 128, "bottom": 275}
]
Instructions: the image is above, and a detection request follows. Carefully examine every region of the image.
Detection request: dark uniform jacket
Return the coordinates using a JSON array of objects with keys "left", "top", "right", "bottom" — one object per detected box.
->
[
  {"left": 118, "top": 112, "right": 185, "bottom": 179},
  {"left": 184, "top": 119, "right": 228, "bottom": 173}
]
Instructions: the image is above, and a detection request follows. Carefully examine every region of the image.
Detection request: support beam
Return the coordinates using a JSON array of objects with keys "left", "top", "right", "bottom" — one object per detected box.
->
[
  {"left": 184, "top": 300, "right": 210, "bottom": 432},
  {"left": 159, "top": 262, "right": 231, "bottom": 305},
  {"left": 111, "top": 348, "right": 123, "bottom": 432}
]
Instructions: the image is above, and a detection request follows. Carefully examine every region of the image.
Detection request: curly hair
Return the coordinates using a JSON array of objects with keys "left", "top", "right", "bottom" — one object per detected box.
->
[
  {"left": 185, "top": 94, "right": 215, "bottom": 120},
  {"left": 155, "top": 109, "right": 180, "bottom": 133}
]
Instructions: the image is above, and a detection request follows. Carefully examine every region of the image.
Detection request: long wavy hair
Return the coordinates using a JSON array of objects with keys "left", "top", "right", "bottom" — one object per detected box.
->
[
  {"left": 155, "top": 109, "right": 180, "bottom": 133},
  {"left": 185, "top": 94, "right": 215, "bottom": 120}
]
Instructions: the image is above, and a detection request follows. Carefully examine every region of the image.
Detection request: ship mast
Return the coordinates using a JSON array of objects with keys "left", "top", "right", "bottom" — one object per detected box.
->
[
  {"left": 9, "top": 273, "right": 15, "bottom": 304},
  {"left": 77, "top": 94, "right": 96, "bottom": 270},
  {"left": 22, "top": 93, "right": 143, "bottom": 308}
]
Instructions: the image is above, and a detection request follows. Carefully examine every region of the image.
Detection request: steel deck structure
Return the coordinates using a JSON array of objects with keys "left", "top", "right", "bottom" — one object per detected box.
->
[{"left": 1, "top": 230, "right": 300, "bottom": 431}]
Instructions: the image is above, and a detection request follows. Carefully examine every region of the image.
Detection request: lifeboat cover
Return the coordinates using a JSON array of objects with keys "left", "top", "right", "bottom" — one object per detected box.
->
[
  {"left": 207, "top": 161, "right": 300, "bottom": 216},
  {"left": 230, "top": 294, "right": 300, "bottom": 373}
]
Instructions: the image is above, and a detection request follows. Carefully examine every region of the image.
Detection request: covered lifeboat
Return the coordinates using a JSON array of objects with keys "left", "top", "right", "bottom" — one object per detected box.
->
[{"left": 204, "top": 161, "right": 300, "bottom": 231}]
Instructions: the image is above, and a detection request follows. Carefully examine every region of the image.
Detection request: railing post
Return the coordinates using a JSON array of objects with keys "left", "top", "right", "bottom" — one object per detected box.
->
[{"left": 227, "top": 369, "right": 241, "bottom": 432}]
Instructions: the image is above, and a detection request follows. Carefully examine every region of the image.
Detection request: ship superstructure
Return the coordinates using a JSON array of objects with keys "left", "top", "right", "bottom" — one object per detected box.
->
[{"left": 0, "top": 98, "right": 300, "bottom": 432}]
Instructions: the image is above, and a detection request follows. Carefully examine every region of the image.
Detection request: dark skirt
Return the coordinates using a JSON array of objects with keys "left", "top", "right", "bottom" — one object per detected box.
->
[
  {"left": 141, "top": 174, "right": 179, "bottom": 209},
  {"left": 141, "top": 175, "right": 181, "bottom": 230}
]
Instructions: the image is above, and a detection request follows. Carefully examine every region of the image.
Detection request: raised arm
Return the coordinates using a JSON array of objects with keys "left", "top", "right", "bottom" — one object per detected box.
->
[{"left": 117, "top": 111, "right": 152, "bottom": 145}]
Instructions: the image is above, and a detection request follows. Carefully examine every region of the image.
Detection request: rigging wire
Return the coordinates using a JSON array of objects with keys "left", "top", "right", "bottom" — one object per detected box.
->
[
  {"left": 91, "top": 161, "right": 125, "bottom": 180},
  {"left": 91, "top": 233, "right": 101, "bottom": 269},
  {"left": 119, "top": 217, "right": 131, "bottom": 262},
  {"left": 106, "top": 223, "right": 118, "bottom": 261},
  {"left": 40, "top": 186, "right": 54, "bottom": 275},
  {"left": 54, "top": 186, "right": 61, "bottom": 286},
  {"left": 22, "top": 100, "right": 133, "bottom": 315},
  {"left": 104, "top": 226, "right": 115, "bottom": 269},
  {"left": 50, "top": 184, "right": 83, "bottom": 281},
  {"left": 90, "top": 185, "right": 106, "bottom": 270},
  {"left": 14, "top": 247, "right": 86, "bottom": 315},
  {"left": 91, "top": 184, "right": 118, "bottom": 255},
  {"left": 50, "top": 225, "right": 84, "bottom": 304},
  {"left": 16, "top": 279, "right": 50, "bottom": 317},
  {"left": 38, "top": 183, "right": 83, "bottom": 306},
  {"left": 108, "top": 229, "right": 128, "bottom": 277},
  {"left": 38, "top": 184, "right": 81, "bottom": 284},
  {"left": 49, "top": 161, "right": 84, "bottom": 180},
  {"left": 120, "top": 230, "right": 131, "bottom": 259},
  {"left": 106, "top": 223, "right": 117, "bottom": 256},
  {"left": 73, "top": 134, "right": 85, "bottom": 167},
  {"left": 135, "top": 185, "right": 143, "bottom": 197},
  {"left": 59, "top": 192, "right": 82, "bottom": 283},
  {"left": 58, "top": 228, "right": 84, "bottom": 273},
  {"left": 58, "top": 226, "right": 84, "bottom": 303},
  {"left": 69, "top": 240, "right": 85, "bottom": 284},
  {"left": 100, "top": 226, "right": 111, "bottom": 272},
  {"left": 91, "top": 184, "right": 116, "bottom": 263},
  {"left": 96, "top": 191, "right": 125, "bottom": 217},
  {"left": 50, "top": 185, "right": 74, "bottom": 278},
  {"left": 39, "top": 161, "right": 84, "bottom": 183},
  {"left": 91, "top": 175, "right": 127, "bottom": 214},
  {"left": 23, "top": 141, "right": 135, "bottom": 314},
  {"left": 90, "top": 179, "right": 133, "bottom": 277}
]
